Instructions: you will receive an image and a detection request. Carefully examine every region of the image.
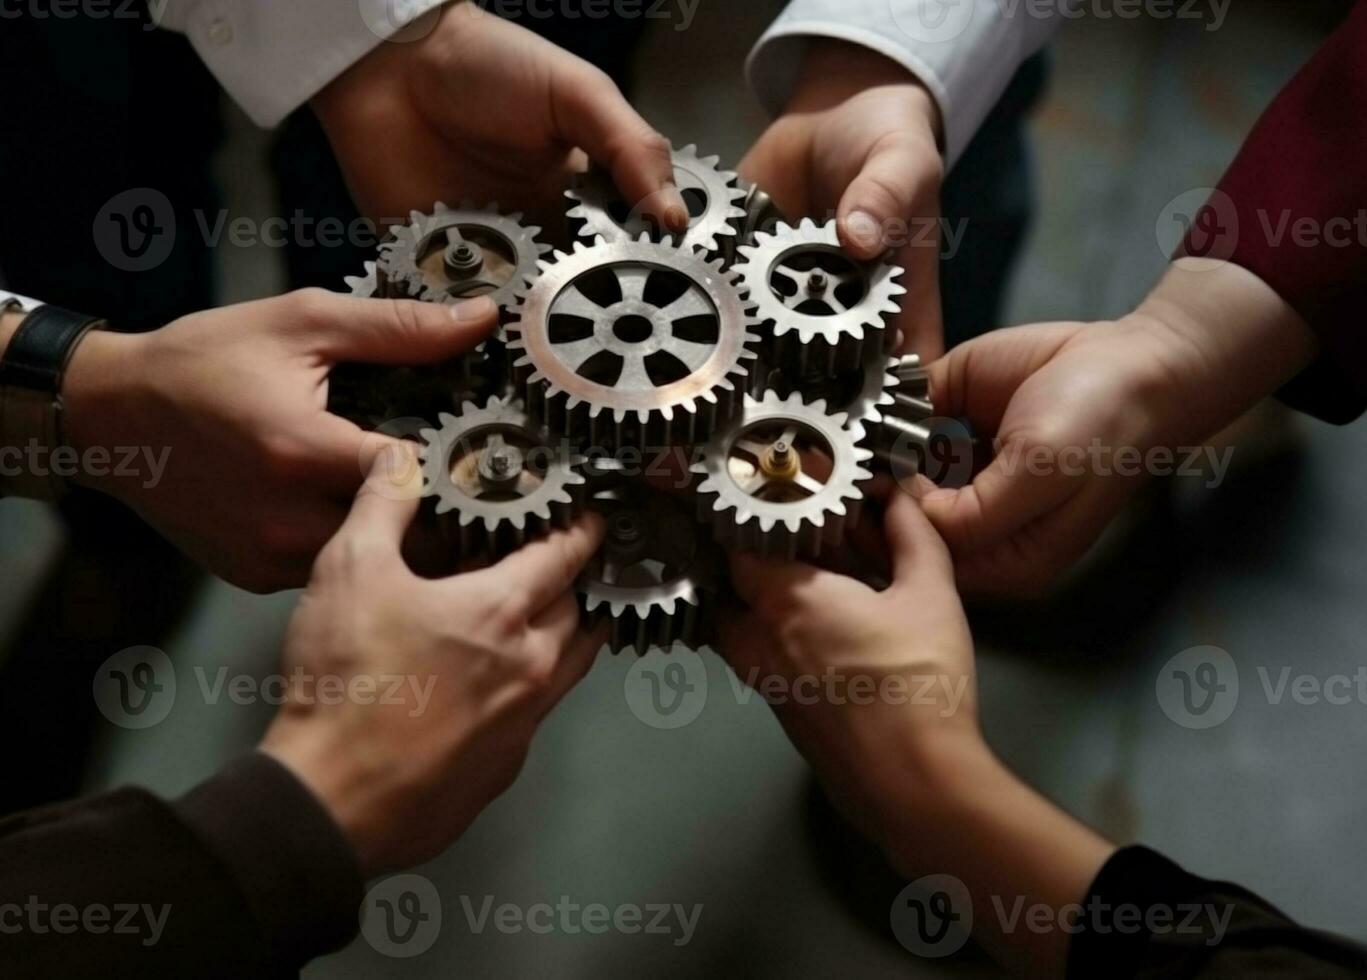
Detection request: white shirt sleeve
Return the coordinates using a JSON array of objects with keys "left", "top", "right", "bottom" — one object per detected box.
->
[
  {"left": 151, "top": 0, "right": 450, "bottom": 128},
  {"left": 0, "top": 291, "right": 41, "bottom": 313},
  {"left": 747, "top": 0, "right": 1075, "bottom": 170}
]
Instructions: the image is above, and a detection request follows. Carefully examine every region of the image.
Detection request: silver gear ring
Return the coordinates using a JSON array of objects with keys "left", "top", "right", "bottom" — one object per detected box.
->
[
  {"left": 507, "top": 236, "right": 758, "bottom": 450},
  {"left": 693, "top": 390, "right": 873, "bottom": 559},
  {"left": 378, "top": 202, "right": 549, "bottom": 312},
  {"left": 566, "top": 143, "right": 747, "bottom": 256},
  {"left": 580, "top": 489, "right": 715, "bottom": 655},
  {"left": 734, "top": 218, "right": 905, "bottom": 376},
  {"left": 419, "top": 396, "right": 586, "bottom": 558}
]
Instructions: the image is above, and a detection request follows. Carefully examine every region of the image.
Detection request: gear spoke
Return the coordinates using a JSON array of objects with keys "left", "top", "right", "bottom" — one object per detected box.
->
[
  {"left": 552, "top": 336, "right": 605, "bottom": 372},
  {"left": 660, "top": 286, "right": 713, "bottom": 323},
  {"left": 733, "top": 438, "right": 768, "bottom": 463},
  {"left": 665, "top": 336, "right": 715, "bottom": 372},
  {"left": 615, "top": 266, "right": 651, "bottom": 303},
  {"left": 737, "top": 471, "right": 771, "bottom": 496},
  {"left": 793, "top": 472, "right": 826, "bottom": 496},
  {"left": 616, "top": 349, "right": 652, "bottom": 390},
  {"left": 554, "top": 284, "right": 607, "bottom": 322}
]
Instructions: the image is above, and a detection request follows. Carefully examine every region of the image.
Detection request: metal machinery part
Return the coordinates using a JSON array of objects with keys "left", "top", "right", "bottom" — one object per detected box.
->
[
  {"left": 728, "top": 179, "right": 787, "bottom": 262},
  {"left": 566, "top": 143, "right": 748, "bottom": 256},
  {"left": 580, "top": 487, "right": 715, "bottom": 655},
  {"left": 378, "top": 202, "right": 549, "bottom": 317},
  {"left": 419, "top": 396, "right": 587, "bottom": 557},
  {"left": 693, "top": 390, "right": 873, "bottom": 559},
  {"left": 507, "top": 236, "right": 759, "bottom": 450},
  {"left": 735, "top": 218, "right": 905, "bottom": 377},
  {"left": 327, "top": 260, "right": 490, "bottom": 429}
]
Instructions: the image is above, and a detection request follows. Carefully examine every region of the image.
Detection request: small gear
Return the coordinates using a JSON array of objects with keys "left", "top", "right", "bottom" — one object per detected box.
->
[
  {"left": 507, "top": 236, "right": 759, "bottom": 450},
  {"left": 378, "top": 203, "right": 549, "bottom": 312},
  {"left": 580, "top": 488, "right": 715, "bottom": 655},
  {"left": 735, "top": 218, "right": 905, "bottom": 376},
  {"left": 419, "top": 396, "right": 586, "bottom": 557},
  {"left": 871, "top": 353, "right": 938, "bottom": 463},
  {"left": 344, "top": 260, "right": 380, "bottom": 298},
  {"left": 566, "top": 143, "right": 747, "bottom": 256},
  {"left": 693, "top": 390, "right": 873, "bottom": 559}
]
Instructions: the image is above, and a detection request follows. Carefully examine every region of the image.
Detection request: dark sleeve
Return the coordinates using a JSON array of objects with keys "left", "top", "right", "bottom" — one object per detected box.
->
[
  {"left": 1066, "top": 846, "right": 1367, "bottom": 979},
  {"left": 0, "top": 752, "right": 363, "bottom": 979},
  {"left": 1180, "top": 0, "right": 1367, "bottom": 424}
]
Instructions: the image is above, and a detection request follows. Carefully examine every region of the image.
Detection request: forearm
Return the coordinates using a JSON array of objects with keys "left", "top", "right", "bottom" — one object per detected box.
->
[{"left": 875, "top": 734, "right": 1114, "bottom": 978}]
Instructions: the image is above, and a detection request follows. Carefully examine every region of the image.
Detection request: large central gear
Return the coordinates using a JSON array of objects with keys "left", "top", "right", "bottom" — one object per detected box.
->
[
  {"left": 378, "top": 203, "right": 549, "bottom": 311},
  {"left": 419, "top": 396, "right": 587, "bottom": 558},
  {"left": 507, "top": 237, "right": 758, "bottom": 450},
  {"left": 693, "top": 390, "right": 873, "bottom": 559},
  {"left": 566, "top": 143, "right": 747, "bottom": 256},
  {"left": 580, "top": 488, "right": 715, "bottom": 655},
  {"left": 735, "top": 218, "right": 905, "bottom": 376}
]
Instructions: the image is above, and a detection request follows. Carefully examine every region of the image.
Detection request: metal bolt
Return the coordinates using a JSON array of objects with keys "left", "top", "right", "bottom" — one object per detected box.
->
[{"left": 808, "top": 272, "right": 828, "bottom": 293}]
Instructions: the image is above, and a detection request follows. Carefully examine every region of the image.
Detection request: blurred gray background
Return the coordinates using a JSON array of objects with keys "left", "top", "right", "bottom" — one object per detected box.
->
[{"left": 1, "top": 1, "right": 1363, "bottom": 977}]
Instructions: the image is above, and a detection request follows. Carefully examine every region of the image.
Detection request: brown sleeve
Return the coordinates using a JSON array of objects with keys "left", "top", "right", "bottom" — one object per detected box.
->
[{"left": 0, "top": 752, "right": 363, "bottom": 979}]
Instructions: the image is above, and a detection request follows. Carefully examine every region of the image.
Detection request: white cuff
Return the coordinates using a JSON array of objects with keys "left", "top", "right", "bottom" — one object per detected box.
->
[
  {"left": 0, "top": 291, "right": 41, "bottom": 313},
  {"left": 152, "top": 0, "right": 449, "bottom": 128},
  {"left": 747, "top": 0, "right": 1069, "bottom": 170}
]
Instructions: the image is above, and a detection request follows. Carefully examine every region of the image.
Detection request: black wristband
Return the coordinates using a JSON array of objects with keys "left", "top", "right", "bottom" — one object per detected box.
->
[{"left": 0, "top": 304, "right": 104, "bottom": 393}]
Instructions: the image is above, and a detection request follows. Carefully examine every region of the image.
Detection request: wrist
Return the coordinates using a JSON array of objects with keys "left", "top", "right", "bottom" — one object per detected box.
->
[
  {"left": 60, "top": 329, "right": 146, "bottom": 491},
  {"left": 1126, "top": 258, "right": 1319, "bottom": 444},
  {"left": 787, "top": 39, "right": 943, "bottom": 144},
  {"left": 0, "top": 309, "right": 25, "bottom": 352}
]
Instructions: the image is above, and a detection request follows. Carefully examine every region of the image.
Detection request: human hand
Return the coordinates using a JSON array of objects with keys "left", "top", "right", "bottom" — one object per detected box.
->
[
  {"left": 261, "top": 450, "right": 607, "bottom": 878},
  {"left": 719, "top": 492, "right": 977, "bottom": 845},
  {"left": 920, "top": 259, "right": 1318, "bottom": 596},
  {"left": 739, "top": 40, "right": 946, "bottom": 358},
  {"left": 313, "top": 2, "right": 687, "bottom": 232},
  {"left": 61, "top": 289, "right": 498, "bottom": 593}
]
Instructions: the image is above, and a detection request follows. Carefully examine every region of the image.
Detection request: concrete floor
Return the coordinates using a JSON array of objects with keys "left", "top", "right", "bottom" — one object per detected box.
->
[{"left": 2, "top": 2, "right": 1363, "bottom": 977}]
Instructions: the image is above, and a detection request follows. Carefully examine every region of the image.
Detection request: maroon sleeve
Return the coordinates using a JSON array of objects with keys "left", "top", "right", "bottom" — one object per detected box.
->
[{"left": 1181, "top": 0, "right": 1367, "bottom": 424}]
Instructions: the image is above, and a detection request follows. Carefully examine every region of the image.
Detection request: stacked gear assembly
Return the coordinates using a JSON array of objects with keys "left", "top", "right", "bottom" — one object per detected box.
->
[{"left": 330, "top": 155, "right": 955, "bottom": 655}]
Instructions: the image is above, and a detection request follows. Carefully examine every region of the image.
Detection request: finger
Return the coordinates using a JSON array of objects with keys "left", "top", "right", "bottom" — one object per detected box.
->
[
  {"left": 302, "top": 290, "right": 498, "bottom": 365},
  {"left": 918, "top": 443, "right": 1076, "bottom": 558},
  {"left": 883, "top": 492, "right": 955, "bottom": 591},
  {"left": 330, "top": 444, "right": 424, "bottom": 557},
  {"left": 549, "top": 61, "right": 688, "bottom": 232},
  {"left": 729, "top": 550, "right": 867, "bottom": 615},
  {"left": 530, "top": 591, "right": 582, "bottom": 649},
  {"left": 309, "top": 416, "right": 416, "bottom": 496},
  {"left": 715, "top": 603, "right": 768, "bottom": 680},
  {"left": 466, "top": 513, "right": 606, "bottom": 618},
  {"left": 544, "top": 622, "right": 609, "bottom": 705},
  {"left": 928, "top": 323, "right": 1080, "bottom": 435}
]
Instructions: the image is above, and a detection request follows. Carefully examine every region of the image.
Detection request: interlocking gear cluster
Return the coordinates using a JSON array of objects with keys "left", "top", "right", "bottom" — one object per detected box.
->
[{"left": 333, "top": 146, "right": 943, "bottom": 655}]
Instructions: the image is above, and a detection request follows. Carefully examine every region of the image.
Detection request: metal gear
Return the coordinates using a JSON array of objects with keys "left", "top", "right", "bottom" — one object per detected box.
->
[
  {"left": 692, "top": 390, "right": 873, "bottom": 559},
  {"left": 734, "top": 218, "right": 905, "bottom": 376},
  {"left": 566, "top": 143, "right": 747, "bottom": 256},
  {"left": 580, "top": 487, "right": 715, "bottom": 655},
  {"left": 344, "top": 260, "right": 379, "bottom": 298},
  {"left": 377, "top": 202, "right": 549, "bottom": 312},
  {"left": 507, "top": 236, "right": 759, "bottom": 450},
  {"left": 419, "top": 396, "right": 587, "bottom": 557}
]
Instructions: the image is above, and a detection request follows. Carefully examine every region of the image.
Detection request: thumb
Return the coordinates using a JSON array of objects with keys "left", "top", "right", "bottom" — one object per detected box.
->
[
  {"left": 550, "top": 60, "right": 689, "bottom": 233},
  {"left": 308, "top": 292, "right": 498, "bottom": 365},
  {"left": 837, "top": 135, "right": 944, "bottom": 358}
]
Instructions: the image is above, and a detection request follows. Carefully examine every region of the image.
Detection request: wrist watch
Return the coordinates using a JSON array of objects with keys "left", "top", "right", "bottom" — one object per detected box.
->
[{"left": 0, "top": 292, "right": 106, "bottom": 501}]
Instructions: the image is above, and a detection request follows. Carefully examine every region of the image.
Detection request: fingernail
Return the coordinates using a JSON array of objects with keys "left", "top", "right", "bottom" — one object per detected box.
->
[
  {"left": 666, "top": 205, "right": 690, "bottom": 232},
  {"left": 846, "top": 211, "right": 883, "bottom": 251},
  {"left": 452, "top": 296, "right": 496, "bottom": 322}
]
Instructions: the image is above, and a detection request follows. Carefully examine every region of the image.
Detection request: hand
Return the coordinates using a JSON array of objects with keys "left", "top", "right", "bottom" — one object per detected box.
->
[
  {"left": 719, "top": 492, "right": 977, "bottom": 845},
  {"left": 61, "top": 289, "right": 498, "bottom": 593},
  {"left": 720, "top": 492, "right": 1114, "bottom": 977},
  {"left": 739, "top": 40, "right": 946, "bottom": 358},
  {"left": 920, "top": 259, "right": 1318, "bottom": 596},
  {"left": 261, "top": 450, "right": 607, "bottom": 878},
  {"left": 312, "top": 2, "right": 687, "bottom": 231}
]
